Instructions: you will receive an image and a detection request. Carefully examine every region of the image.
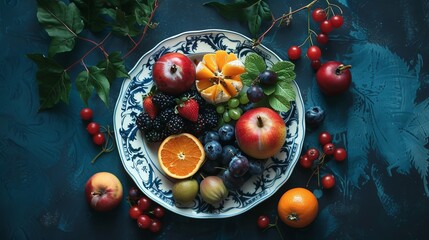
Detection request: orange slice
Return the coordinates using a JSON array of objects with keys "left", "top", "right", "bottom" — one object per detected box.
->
[
  {"left": 195, "top": 50, "right": 246, "bottom": 104},
  {"left": 158, "top": 133, "right": 205, "bottom": 179}
]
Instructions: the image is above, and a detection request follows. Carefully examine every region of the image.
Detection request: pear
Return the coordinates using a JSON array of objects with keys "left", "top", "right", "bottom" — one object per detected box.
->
[{"left": 172, "top": 179, "right": 199, "bottom": 205}]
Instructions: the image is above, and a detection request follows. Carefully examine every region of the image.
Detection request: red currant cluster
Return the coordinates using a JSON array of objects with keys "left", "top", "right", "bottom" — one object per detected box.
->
[
  {"left": 299, "top": 131, "right": 347, "bottom": 189},
  {"left": 287, "top": 5, "right": 344, "bottom": 70},
  {"left": 128, "top": 186, "right": 165, "bottom": 233},
  {"left": 80, "top": 107, "right": 115, "bottom": 163}
]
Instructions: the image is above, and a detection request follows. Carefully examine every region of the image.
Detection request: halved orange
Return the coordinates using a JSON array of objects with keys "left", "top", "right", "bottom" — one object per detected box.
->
[
  {"left": 158, "top": 133, "right": 205, "bottom": 179},
  {"left": 195, "top": 50, "right": 245, "bottom": 104}
]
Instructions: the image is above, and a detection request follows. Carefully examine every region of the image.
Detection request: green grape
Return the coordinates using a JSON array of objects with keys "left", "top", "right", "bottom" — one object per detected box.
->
[
  {"left": 216, "top": 105, "right": 225, "bottom": 114},
  {"left": 222, "top": 111, "right": 231, "bottom": 122},
  {"left": 228, "top": 108, "right": 241, "bottom": 120},
  {"left": 239, "top": 93, "right": 249, "bottom": 105},
  {"left": 237, "top": 107, "right": 243, "bottom": 115},
  {"left": 228, "top": 98, "right": 240, "bottom": 108}
]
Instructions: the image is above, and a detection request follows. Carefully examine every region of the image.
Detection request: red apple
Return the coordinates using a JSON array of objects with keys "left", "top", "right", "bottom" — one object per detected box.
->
[
  {"left": 85, "top": 172, "right": 123, "bottom": 212},
  {"left": 235, "top": 107, "right": 286, "bottom": 159},
  {"left": 152, "top": 52, "right": 196, "bottom": 95},
  {"left": 316, "top": 61, "right": 352, "bottom": 95}
]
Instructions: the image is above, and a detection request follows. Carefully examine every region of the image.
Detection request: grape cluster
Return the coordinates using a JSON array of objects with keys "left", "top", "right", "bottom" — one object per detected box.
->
[
  {"left": 197, "top": 123, "right": 265, "bottom": 191},
  {"left": 127, "top": 186, "right": 165, "bottom": 233},
  {"left": 300, "top": 131, "right": 347, "bottom": 189},
  {"left": 215, "top": 93, "right": 249, "bottom": 123},
  {"left": 136, "top": 89, "right": 218, "bottom": 142}
]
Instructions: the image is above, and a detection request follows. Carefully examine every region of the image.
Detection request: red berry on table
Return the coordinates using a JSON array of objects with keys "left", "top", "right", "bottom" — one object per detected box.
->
[
  {"left": 323, "top": 143, "right": 336, "bottom": 155},
  {"left": 330, "top": 15, "right": 344, "bottom": 28},
  {"left": 257, "top": 215, "right": 270, "bottom": 229},
  {"left": 312, "top": 8, "right": 327, "bottom": 22},
  {"left": 299, "top": 155, "right": 313, "bottom": 169},
  {"left": 306, "top": 148, "right": 320, "bottom": 161},
  {"left": 129, "top": 206, "right": 142, "bottom": 219},
  {"left": 80, "top": 108, "right": 93, "bottom": 121},
  {"left": 92, "top": 133, "right": 106, "bottom": 146},
  {"left": 137, "top": 214, "right": 152, "bottom": 229},
  {"left": 334, "top": 148, "right": 347, "bottom": 161},
  {"left": 321, "top": 174, "right": 335, "bottom": 189},
  {"left": 177, "top": 98, "right": 199, "bottom": 122},
  {"left": 149, "top": 218, "right": 162, "bottom": 233},
  {"left": 86, "top": 122, "right": 100, "bottom": 135},
  {"left": 152, "top": 206, "right": 165, "bottom": 218},
  {"left": 311, "top": 59, "right": 322, "bottom": 71},
  {"left": 317, "top": 33, "right": 329, "bottom": 45},
  {"left": 143, "top": 95, "right": 158, "bottom": 119},
  {"left": 320, "top": 20, "right": 334, "bottom": 33},
  {"left": 307, "top": 46, "right": 322, "bottom": 61},
  {"left": 318, "top": 131, "right": 332, "bottom": 145},
  {"left": 287, "top": 45, "right": 302, "bottom": 60},
  {"left": 137, "top": 196, "right": 152, "bottom": 212}
]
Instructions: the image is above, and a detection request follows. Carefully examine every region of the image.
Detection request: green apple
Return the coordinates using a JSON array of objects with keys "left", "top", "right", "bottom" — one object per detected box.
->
[{"left": 172, "top": 179, "right": 199, "bottom": 205}]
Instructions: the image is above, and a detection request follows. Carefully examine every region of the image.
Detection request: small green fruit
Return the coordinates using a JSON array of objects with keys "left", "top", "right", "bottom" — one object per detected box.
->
[{"left": 172, "top": 179, "right": 199, "bottom": 205}]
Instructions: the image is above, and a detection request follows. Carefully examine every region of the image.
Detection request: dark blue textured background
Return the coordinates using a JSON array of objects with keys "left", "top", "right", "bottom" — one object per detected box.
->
[{"left": 1, "top": 0, "right": 428, "bottom": 239}]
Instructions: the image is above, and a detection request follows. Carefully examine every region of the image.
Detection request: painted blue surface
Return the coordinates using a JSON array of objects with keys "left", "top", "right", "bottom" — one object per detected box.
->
[{"left": 1, "top": 0, "right": 428, "bottom": 239}]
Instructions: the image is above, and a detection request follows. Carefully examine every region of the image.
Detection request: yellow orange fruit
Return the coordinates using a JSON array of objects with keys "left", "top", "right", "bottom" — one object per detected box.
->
[
  {"left": 158, "top": 133, "right": 205, "bottom": 179},
  {"left": 195, "top": 50, "right": 245, "bottom": 104}
]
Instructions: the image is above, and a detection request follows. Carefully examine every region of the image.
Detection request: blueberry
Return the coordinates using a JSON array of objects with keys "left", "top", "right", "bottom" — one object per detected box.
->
[
  {"left": 220, "top": 145, "right": 239, "bottom": 165},
  {"left": 218, "top": 124, "right": 235, "bottom": 143},
  {"left": 259, "top": 70, "right": 278, "bottom": 85},
  {"left": 204, "top": 141, "right": 223, "bottom": 161},
  {"left": 246, "top": 85, "right": 264, "bottom": 103},
  {"left": 305, "top": 106, "right": 326, "bottom": 127},
  {"left": 247, "top": 158, "right": 265, "bottom": 175},
  {"left": 203, "top": 131, "right": 220, "bottom": 144}
]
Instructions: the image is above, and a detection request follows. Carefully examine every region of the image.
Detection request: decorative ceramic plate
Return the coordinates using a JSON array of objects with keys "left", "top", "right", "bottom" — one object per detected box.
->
[{"left": 113, "top": 29, "right": 305, "bottom": 219}]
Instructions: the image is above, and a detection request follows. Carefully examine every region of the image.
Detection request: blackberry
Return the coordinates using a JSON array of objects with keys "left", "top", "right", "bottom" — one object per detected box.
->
[
  {"left": 201, "top": 105, "right": 219, "bottom": 129},
  {"left": 136, "top": 112, "right": 153, "bottom": 132},
  {"left": 152, "top": 93, "right": 176, "bottom": 110},
  {"left": 152, "top": 118, "right": 163, "bottom": 131},
  {"left": 158, "top": 108, "right": 175, "bottom": 124},
  {"left": 166, "top": 115, "right": 185, "bottom": 134},
  {"left": 192, "top": 115, "right": 207, "bottom": 135},
  {"left": 145, "top": 130, "right": 162, "bottom": 142}
]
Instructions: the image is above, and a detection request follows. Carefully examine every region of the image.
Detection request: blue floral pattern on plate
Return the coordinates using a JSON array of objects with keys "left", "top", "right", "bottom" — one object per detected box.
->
[{"left": 113, "top": 29, "right": 305, "bottom": 218}]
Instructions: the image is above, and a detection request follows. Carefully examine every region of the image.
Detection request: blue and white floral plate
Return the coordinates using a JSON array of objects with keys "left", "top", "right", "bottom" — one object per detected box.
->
[{"left": 113, "top": 29, "right": 305, "bottom": 218}]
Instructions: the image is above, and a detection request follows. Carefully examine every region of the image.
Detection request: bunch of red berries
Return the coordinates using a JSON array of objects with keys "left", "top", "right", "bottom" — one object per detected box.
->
[
  {"left": 127, "top": 187, "right": 165, "bottom": 233},
  {"left": 287, "top": 5, "right": 345, "bottom": 70},
  {"left": 299, "top": 131, "right": 347, "bottom": 189},
  {"left": 80, "top": 107, "right": 115, "bottom": 163}
]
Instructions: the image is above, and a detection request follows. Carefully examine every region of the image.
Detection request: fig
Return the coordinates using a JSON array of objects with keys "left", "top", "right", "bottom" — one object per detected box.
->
[
  {"left": 200, "top": 176, "right": 228, "bottom": 205},
  {"left": 172, "top": 179, "right": 199, "bottom": 205}
]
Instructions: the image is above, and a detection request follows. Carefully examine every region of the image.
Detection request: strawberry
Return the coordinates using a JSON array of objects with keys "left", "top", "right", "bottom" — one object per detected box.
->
[
  {"left": 143, "top": 95, "right": 158, "bottom": 119},
  {"left": 177, "top": 98, "right": 199, "bottom": 122}
]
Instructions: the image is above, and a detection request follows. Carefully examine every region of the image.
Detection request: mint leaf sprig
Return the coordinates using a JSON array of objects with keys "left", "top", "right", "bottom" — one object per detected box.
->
[
  {"left": 27, "top": 0, "right": 159, "bottom": 110},
  {"left": 241, "top": 53, "right": 296, "bottom": 112}
]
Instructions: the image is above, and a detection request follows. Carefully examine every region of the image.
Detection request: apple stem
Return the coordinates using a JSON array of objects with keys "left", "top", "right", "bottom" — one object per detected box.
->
[
  {"left": 336, "top": 64, "right": 352, "bottom": 75},
  {"left": 257, "top": 116, "right": 264, "bottom": 128},
  {"left": 170, "top": 64, "right": 178, "bottom": 74}
]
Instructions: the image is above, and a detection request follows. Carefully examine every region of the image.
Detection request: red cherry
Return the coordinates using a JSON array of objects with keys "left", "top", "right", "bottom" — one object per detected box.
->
[
  {"left": 311, "top": 59, "right": 322, "bottom": 71},
  {"left": 287, "top": 46, "right": 302, "bottom": 60},
  {"left": 92, "top": 133, "right": 105, "bottom": 146},
  {"left": 80, "top": 108, "right": 93, "bottom": 121},
  {"left": 334, "top": 148, "right": 347, "bottom": 161},
  {"left": 129, "top": 206, "right": 142, "bottom": 219},
  {"left": 321, "top": 174, "right": 335, "bottom": 189},
  {"left": 137, "top": 196, "right": 152, "bottom": 212},
  {"left": 317, "top": 33, "right": 329, "bottom": 45},
  {"left": 318, "top": 131, "right": 332, "bottom": 145},
  {"left": 323, "top": 143, "right": 336, "bottom": 155},
  {"left": 306, "top": 148, "right": 320, "bottom": 161},
  {"left": 86, "top": 122, "right": 100, "bottom": 135},
  {"left": 257, "top": 215, "right": 270, "bottom": 229},
  {"left": 152, "top": 206, "right": 165, "bottom": 218},
  {"left": 137, "top": 214, "right": 152, "bottom": 229},
  {"left": 330, "top": 15, "right": 344, "bottom": 28},
  {"left": 299, "top": 155, "right": 313, "bottom": 169},
  {"left": 306, "top": 46, "right": 322, "bottom": 61},
  {"left": 149, "top": 218, "right": 162, "bottom": 233},
  {"left": 312, "top": 8, "right": 327, "bottom": 22},
  {"left": 320, "top": 20, "right": 334, "bottom": 33}
]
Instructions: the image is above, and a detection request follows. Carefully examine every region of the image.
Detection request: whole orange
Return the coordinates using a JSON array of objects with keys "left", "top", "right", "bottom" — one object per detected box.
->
[{"left": 277, "top": 187, "right": 319, "bottom": 228}]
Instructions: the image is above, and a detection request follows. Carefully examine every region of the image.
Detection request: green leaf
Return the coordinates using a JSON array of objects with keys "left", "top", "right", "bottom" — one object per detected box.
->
[
  {"left": 37, "top": 0, "right": 84, "bottom": 55},
  {"left": 112, "top": 8, "right": 141, "bottom": 36},
  {"left": 244, "top": 53, "right": 266, "bottom": 76},
  {"left": 97, "top": 51, "right": 129, "bottom": 83},
  {"left": 73, "top": 0, "right": 108, "bottom": 32},
  {"left": 48, "top": 37, "right": 76, "bottom": 57},
  {"left": 240, "top": 72, "right": 254, "bottom": 86},
  {"left": 270, "top": 61, "right": 296, "bottom": 83},
  {"left": 27, "top": 54, "right": 71, "bottom": 110},
  {"left": 262, "top": 84, "right": 276, "bottom": 95},
  {"left": 268, "top": 80, "right": 296, "bottom": 112},
  {"left": 76, "top": 66, "right": 110, "bottom": 106},
  {"left": 204, "top": 0, "right": 271, "bottom": 36}
]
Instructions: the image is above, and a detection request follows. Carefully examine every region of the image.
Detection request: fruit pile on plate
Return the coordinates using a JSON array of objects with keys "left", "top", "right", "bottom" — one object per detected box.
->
[{"left": 135, "top": 50, "right": 292, "bottom": 206}]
